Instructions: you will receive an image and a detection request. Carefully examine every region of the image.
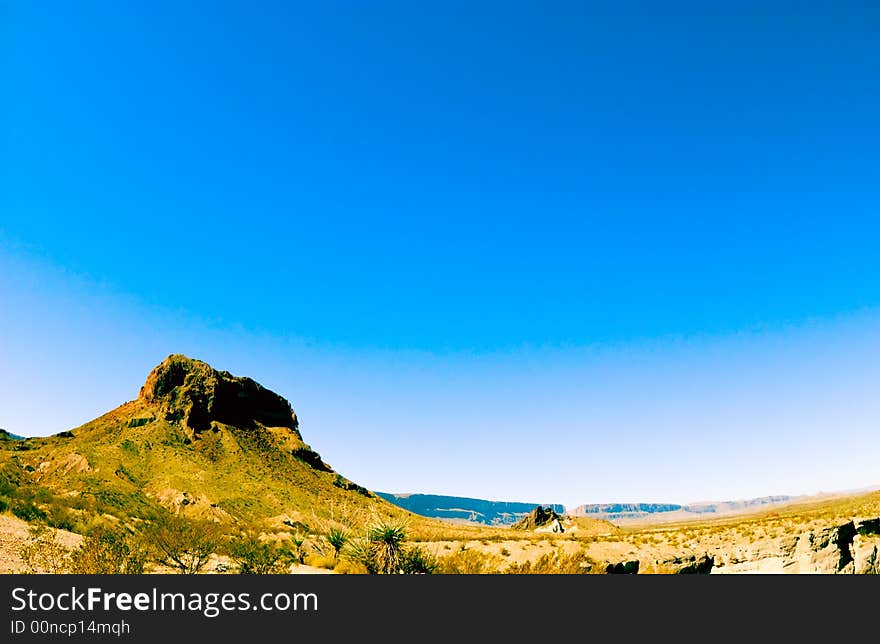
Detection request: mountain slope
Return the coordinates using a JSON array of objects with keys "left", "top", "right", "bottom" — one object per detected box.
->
[{"left": 0, "top": 354, "right": 406, "bottom": 531}]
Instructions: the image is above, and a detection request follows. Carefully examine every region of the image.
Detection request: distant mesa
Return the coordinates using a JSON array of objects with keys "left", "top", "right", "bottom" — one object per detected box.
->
[
  {"left": 377, "top": 493, "right": 565, "bottom": 526},
  {"left": 568, "top": 502, "right": 683, "bottom": 519},
  {"left": 568, "top": 496, "right": 799, "bottom": 523},
  {"left": 139, "top": 354, "right": 299, "bottom": 434}
]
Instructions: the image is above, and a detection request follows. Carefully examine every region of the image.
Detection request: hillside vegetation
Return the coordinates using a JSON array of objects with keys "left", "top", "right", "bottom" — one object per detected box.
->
[{"left": 0, "top": 355, "right": 413, "bottom": 535}]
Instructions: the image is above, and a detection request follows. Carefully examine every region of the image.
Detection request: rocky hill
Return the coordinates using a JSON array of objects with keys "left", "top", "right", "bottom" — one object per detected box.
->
[{"left": 0, "top": 354, "right": 406, "bottom": 532}]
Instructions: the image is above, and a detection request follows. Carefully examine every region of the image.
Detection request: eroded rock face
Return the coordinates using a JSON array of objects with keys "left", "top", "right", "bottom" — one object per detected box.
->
[
  {"left": 712, "top": 517, "right": 880, "bottom": 574},
  {"left": 139, "top": 354, "right": 299, "bottom": 434},
  {"left": 854, "top": 518, "right": 880, "bottom": 574},
  {"left": 853, "top": 536, "right": 879, "bottom": 574},
  {"left": 788, "top": 521, "right": 858, "bottom": 573}
]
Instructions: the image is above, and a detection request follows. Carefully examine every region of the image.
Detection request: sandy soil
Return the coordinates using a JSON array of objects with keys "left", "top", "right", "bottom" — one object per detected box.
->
[
  {"left": 0, "top": 514, "right": 82, "bottom": 573},
  {"left": 0, "top": 516, "right": 334, "bottom": 575}
]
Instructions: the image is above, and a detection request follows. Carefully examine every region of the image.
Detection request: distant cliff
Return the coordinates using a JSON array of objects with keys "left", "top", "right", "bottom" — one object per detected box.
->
[
  {"left": 377, "top": 493, "right": 565, "bottom": 525},
  {"left": 568, "top": 496, "right": 797, "bottom": 522}
]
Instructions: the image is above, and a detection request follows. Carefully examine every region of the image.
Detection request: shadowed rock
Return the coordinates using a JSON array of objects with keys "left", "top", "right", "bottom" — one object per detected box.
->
[
  {"left": 513, "top": 505, "right": 565, "bottom": 532},
  {"left": 606, "top": 560, "right": 640, "bottom": 574},
  {"left": 139, "top": 354, "right": 299, "bottom": 434}
]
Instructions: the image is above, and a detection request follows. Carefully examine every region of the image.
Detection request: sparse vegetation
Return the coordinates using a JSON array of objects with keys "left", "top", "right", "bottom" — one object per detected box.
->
[
  {"left": 147, "top": 515, "right": 220, "bottom": 574},
  {"left": 437, "top": 549, "right": 500, "bottom": 574},
  {"left": 505, "top": 549, "right": 599, "bottom": 574},
  {"left": 342, "top": 520, "right": 439, "bottom": 574},
  {"left": 70, "top": 525, "right": 148, "bottom": 574},
  {"left": 19, "top": 526, "right": 71, "bottom": 574},
  {"left": 227, "top": 532, "right": 290, "bottom": 574}
]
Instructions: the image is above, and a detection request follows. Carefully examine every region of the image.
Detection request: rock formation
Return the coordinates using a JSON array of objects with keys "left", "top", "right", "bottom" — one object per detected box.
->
[
  {"left": 711, "top": 516, "right": 880, "bottom": 574},
  {"left": 139, "top": 354, "right": 299, "bottom": 434},
  {"left": 513, "top": 506, "right": 565, "bottom": 533}
]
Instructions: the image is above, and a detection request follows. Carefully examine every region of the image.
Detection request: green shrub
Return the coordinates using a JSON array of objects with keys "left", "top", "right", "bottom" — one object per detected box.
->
[
  {"left": 120, "top": 439, "right": 139, "bottom": 454},
  {"left": 12, "top": 501, "right": 46, "bottom": 523},
  {"left": 71, "top": 526, "right": 148, "bottom": 574},
  {"left": 146, "top": 515, "right": 220, "bottom": 574},
  {"left": 45, "top": 502, "right": 77, "bottom": 532},
  {"left": 228, "top": 533, "right": 289, "bottom": 574},
  {"left": 197, "top": 431, "right": 224, "bottom": 462},
  {"left": 19, "top": 526, "right": 71, "bottom": 574},
  {"left": 401, "top": 546, "right": 438, "bottom": 574}
]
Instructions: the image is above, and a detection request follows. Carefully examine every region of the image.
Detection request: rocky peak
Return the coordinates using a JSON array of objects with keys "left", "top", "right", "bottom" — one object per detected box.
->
[
  {"left": 138, "top": 354, "right": 299, "bottom": 434},
  {"left": 513, "top": 505, "right": 565, "bottom": 532}
]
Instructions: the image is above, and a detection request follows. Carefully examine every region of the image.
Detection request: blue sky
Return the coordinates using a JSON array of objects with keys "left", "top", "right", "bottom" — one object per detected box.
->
[{"left": 2, "top": 2, "right": 879, "bottom": 508}]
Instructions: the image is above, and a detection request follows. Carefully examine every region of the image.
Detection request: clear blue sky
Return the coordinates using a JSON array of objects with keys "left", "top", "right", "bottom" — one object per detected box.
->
[{"left": 2, "top": 2, "right": 879, "bottom": 508}]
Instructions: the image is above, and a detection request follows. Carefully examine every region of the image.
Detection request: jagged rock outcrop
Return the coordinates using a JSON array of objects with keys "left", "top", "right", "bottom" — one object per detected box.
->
[
  {"left": 712, "top": 517, "right": 880, "bottom": 574},
  {"left": 513, "top": 506, "right": 565, "bottom": 533},
  {"left": 787, "top": 521, "right": 857, "bottom": 573},
  {"left": 851, "top": 518, "right": 879, "bottom": 574},
  {"left": 139, "top": 354, "right": 299, "bottom": 434},
  {"left": 852, "top": 535, "right": 878, "bottom": 574}
]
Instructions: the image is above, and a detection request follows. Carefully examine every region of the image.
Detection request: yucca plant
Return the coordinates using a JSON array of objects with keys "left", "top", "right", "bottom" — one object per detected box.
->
[
  {"left": 289, "top": 533, "right": 307, "bottom": 565},
  {"left": 326, "top": 527, "right": 349, "bottom": 559},
  {"left": 367, "top": 522, "right": 407, "bottom": 574}
]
